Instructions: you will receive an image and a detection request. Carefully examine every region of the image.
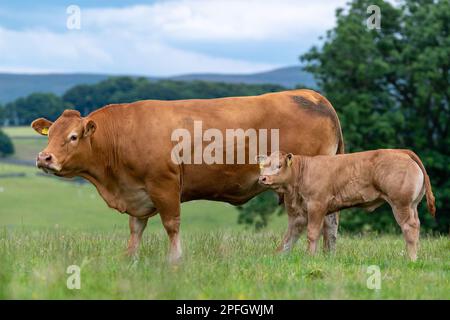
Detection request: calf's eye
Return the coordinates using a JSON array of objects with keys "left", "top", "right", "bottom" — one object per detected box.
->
[{"left": 70, "top": 135, "right": 77, "bottom": 141}]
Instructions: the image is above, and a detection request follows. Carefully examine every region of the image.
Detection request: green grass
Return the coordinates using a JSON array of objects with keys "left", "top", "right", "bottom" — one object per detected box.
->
[
  {"left": 0, "top": 163, "right": 449, "bottom": 299},
  {"left": 1, "top": 230, "right": 448, "bottom": 299}
]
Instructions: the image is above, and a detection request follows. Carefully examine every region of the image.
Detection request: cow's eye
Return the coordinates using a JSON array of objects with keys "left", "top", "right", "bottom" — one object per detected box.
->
[{"left": 70, "top": 135, "right": 77, "bottom": 141}]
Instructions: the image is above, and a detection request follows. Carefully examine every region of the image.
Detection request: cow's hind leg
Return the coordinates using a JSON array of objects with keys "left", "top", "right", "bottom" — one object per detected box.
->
[
  {"left": 392, "top": 204, "right": 420, "bottom": 261},
  {"left": 161, "top": 211, "right": 182, "bottom": 264},
  {"left": 155, "top": 199, "right": 182, "bottom": 264},
  {"left": 127, "top": 216, "right": 148, "bottom": 257},
  {"left": 146, "top": 173, "right": 183, "bottom": 264}
]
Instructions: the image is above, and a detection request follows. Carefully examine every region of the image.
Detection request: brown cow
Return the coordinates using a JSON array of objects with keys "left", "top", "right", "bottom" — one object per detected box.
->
[
  {"left": 257, "top": 150, "right": 436, "bottom": 261},
  {"left": 31, "top": 89, "right": 344, "bottom": 263}
]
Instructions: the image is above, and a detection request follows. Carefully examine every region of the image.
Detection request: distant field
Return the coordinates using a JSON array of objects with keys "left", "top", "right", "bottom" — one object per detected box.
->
[
  {"left": 0, "top": 163, "right": 247, "bottom": 232},
  {"left": 0, "top": 157, "right": 448, "bottom": 299},
  {"left": 1, "top": 126, "right": 38, "bottom": 137},
  {"left": 1, "top": 126, "right": 47, "bottom": 163}
]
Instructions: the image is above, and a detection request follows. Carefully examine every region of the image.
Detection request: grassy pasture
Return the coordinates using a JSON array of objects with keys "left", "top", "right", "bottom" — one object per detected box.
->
[{"left": 0, "top": 131, "right": 449, "bottom": 299}]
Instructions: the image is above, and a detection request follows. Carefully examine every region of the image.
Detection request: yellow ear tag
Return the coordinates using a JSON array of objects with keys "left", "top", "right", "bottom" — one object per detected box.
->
[
  {"left": 41, "top": 127, "right": 49, "bottom": 135},
  {"left": 287, "top": 158, "right": 292, "bottom": 167},
  {"left": 259, "top": 161, "right": 265, "bottom": 170}
]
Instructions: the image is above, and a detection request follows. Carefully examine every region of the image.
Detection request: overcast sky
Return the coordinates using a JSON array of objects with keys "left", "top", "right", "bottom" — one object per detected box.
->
[{"left": 0, "top": 0, "right": 350, "bottom": 76}]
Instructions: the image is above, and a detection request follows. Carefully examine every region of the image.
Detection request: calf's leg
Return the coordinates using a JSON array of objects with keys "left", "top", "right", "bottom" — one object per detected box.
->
[
  {"left": 307, "top": 204, "right": 326, "bottom": 255},
  {"left": 392, "top": 205, "right": 420, "bottom": 261},
  {"left": 277, "top": 213, "right": 307, "bottom": 252},
  {"left": 127, "top": 216, "right": 148, "bottom": 257}
]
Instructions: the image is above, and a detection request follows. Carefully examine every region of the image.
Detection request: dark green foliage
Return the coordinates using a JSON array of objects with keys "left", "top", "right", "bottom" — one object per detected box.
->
[
  {"left": 0, "top": 105, "right": 4, "bottom": 124},
  {"left": 62, "top": 77, "right": 285, "bottom": 116},
  {"left": 0, "top": 130, "right": 14, "bottom": 157},
  {"left": 3, "top": 93, "right": 68, "bottom": 125},
  {"left": 1, "top": 77, "right": 285, "bottom": 121},
  {"left": 239, "top": 0, "right": 449, "bottom": 234}
]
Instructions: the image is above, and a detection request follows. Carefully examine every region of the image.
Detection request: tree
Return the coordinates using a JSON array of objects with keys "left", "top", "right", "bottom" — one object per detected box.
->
[
  {"left": 0, "top": 105, "right": 5, "bottom": 125},
  {"left": 0, "top": 130, "right": 14, "bottom": 157},
  {"left": 302, "top": 0, "right": 449, "bottom": 233}
]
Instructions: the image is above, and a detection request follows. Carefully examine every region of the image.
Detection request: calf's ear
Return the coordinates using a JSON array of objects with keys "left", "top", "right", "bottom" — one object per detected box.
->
[
  {"left": 255, "top": 154, "right": 267, "bottom": 165},
  {"left": 83, "top": 119, "right": 97, "bottom": 137},
  {"left": 31, "top": 118, "right": 53, "bottom": 136},
  {"left": 286, "top": 153, "right": 293, "bottom": 167}
]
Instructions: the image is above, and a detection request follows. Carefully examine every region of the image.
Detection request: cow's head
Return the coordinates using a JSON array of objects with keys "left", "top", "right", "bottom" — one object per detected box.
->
[
  {"left": 257, "top": 151, "right": 294, "bottom": 190},
  {"left": 31, "top": 110, "right": 97, "bottom": 177}
]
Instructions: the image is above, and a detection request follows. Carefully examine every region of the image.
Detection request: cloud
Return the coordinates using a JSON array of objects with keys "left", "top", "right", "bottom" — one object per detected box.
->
[
  {"left": 84, "top": 0, "right": 342, "bottom": 41},
  {"left": 0, "top": 0, "right": 347, "bottom": 75},
  {"left": 0, "top": 26, "right": 274, "bottom": 75}
]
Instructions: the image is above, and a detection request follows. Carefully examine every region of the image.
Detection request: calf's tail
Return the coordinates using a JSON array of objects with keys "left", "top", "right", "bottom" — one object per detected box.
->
[
  {"left": 402, "top": 150, "right": 436, "bottom": 217},
  {"left": 336, "top": 122, "right": 345, "bottom": 155}
]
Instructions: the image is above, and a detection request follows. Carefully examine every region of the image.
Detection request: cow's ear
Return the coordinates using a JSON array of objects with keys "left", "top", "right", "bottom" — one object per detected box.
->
[
  {"left": 31, "top": 118, "right": 53, "bottom": 136},
  {"left": 286, "top": 153, "right": 293, "bottom": 167},
  {"left": 83, "top": 119, "right": 97, "bottom": 137}
]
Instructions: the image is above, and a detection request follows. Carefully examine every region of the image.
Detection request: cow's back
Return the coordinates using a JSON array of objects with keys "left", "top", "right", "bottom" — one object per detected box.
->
[{"left": 88, "top": 89, "right": 343, "bottom": 205}]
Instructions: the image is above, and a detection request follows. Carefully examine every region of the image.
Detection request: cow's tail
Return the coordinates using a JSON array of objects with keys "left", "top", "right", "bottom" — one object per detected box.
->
[{"left": 402, "top": 150, "right": 436, "bottom": 217}]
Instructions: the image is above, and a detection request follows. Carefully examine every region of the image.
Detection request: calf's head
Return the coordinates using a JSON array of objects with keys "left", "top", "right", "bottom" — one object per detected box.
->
[
  {"left": 257, "top": 151, "right": 294, "bottom": 190},
  {"left": 31, "top": 110, "right": 96, "bottom": 177}
]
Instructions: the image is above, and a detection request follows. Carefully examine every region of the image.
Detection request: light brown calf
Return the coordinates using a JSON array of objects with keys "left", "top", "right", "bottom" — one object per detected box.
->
[{"left": 258, "top": 150, "right": 436, "bottom": 261}]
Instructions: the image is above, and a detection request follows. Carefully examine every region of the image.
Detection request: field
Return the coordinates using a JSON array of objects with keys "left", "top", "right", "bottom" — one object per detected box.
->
[
  {"left": 1, "top": 126, "right": 47, "bottom": 164},
  {"left": 0, "top": 129, "right": 449, "bottom": 299}
]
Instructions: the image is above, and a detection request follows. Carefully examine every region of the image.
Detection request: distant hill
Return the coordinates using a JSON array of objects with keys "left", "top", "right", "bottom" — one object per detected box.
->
[
  {"left": 0, "top": 66, "right": 315, "bottom": 104},
  {"left": 170, "top": 66, "right": 315, "bottom": 89},
  {"left": 0, "top": 73, "right": 110, "bottom": 104}
]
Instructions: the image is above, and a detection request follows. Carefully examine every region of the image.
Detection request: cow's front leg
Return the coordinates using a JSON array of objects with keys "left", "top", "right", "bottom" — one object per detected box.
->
[
  {"left": 127, "top": 216, "right": 148, "bottom": 257},
  {"left": 323, "top": 211, "right": 339, "bottom": 252}
]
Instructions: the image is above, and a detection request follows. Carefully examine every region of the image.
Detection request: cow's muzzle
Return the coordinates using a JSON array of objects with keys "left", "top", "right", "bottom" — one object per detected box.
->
[{"left": 36, "top": 152, "right": 61, "bottom": 173}]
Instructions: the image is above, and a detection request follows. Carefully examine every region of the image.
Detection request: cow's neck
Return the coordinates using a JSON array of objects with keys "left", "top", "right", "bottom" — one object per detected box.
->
[{"left": 78, "top": 127, "right": 128, "bottom": 213}]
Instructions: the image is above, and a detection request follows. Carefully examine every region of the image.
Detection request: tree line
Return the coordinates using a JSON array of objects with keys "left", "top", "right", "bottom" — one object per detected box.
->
[{"left": 0, "top": 78, "right": 283, "bottom": 125}]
